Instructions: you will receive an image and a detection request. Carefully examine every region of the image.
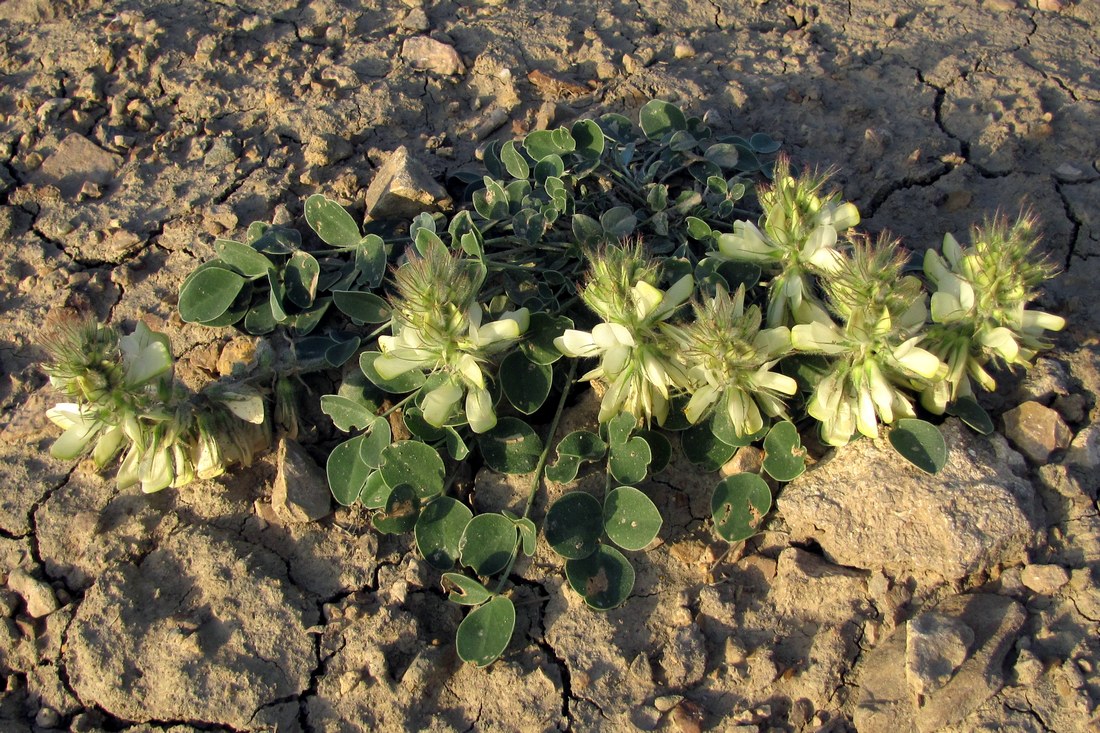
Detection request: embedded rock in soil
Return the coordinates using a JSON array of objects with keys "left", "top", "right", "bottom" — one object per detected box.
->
[
  {"left": 777, "top": 419, "right": 1042, "bottom": 582},
  {"left": 65, "top": 526, "right": 316, "bottom": 730},
  {"left": 271, "top": 437, "right": 332, "bottom": 524},
  {"left": 363, "top": 145, "right": 453, "bottom": 221},
  {"left": 28, "top": 133, "right": 122, "bottom": 199},
  {"left": 904, "top": 612, "right": 974, "bottom": 699},
  {"left": 1002, "top": 401, "right": 1073, "bottom": 464},
  {"left": 5, "top": 568, "right": 59, "bottom": 619},
  {"left": 855, "top": 593, "right": 1025, "bottom": 733}
]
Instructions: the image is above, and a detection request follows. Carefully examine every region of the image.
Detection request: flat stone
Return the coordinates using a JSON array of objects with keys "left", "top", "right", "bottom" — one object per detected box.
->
[
  {"left": 905, "top": 612, "right": 974, "bottom": 699},
  {"left": 271, "top": 437, "right": 332, "bottom": 523},
  {"left": 1020, "top": 563, "right": 1070, "bottom": 594},
  {"left": 363, "top": 145, "right": 452, "bottom": 220},
  {"left": 777, "top": 420, "right": 1041, "bottom": 581},
  {"left": 401, "top": 36, "right": 465, "bottom": 76},
  {"left": 1003, "top": 401, "right": 1073, "bottom": 463},
  {"left": 660, "top": 625, "right": 707, "bottom": 689},
  {"left": 6, "top": 569, "right": 59, "bottom": 618},
  {"left": 30, "top": 133, "right": 122, "bottom": 198}
]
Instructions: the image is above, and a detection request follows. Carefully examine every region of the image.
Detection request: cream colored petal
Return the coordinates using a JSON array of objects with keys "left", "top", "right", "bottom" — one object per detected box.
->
[
  {"left": 684, "top": 383, "right": 720, "bottom": 424},
  {"left": 555, "top": 329, "right": 598, "bottom": 357},
  {"left": 465, "top": 387, "right": 497, "bottom": 433},
  {"left": 422, "top": 380, "right": 464, "bottom": 427}
]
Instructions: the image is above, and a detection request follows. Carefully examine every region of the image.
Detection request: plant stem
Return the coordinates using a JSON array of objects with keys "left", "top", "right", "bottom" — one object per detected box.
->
[{"left": 379, "top": 391, "right": 418, "bottom": 418}]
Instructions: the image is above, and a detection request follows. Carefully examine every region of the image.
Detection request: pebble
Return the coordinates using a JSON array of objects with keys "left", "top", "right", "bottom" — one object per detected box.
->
[
  {"left": 654, "top": 694, "right": 683, "bottom": 712},
  {"left": 673, "top": 42, "right": 696, "bottom": 59},
  {"left": 6, "top": 569, "right": 59, "bottom": 618},
  {"left": 1035, "top": 0, "right": 1065, "bottom": 11},
  {"left": 1053, "top": 394, "right": 1087, "bottom": 424},
  {"left": 401, "top": 36, "right": 465, "bottom": 76},
  {"left": 401, "top": 8, "right": 430, "bottom": 31},
  {"left": 622, "top": 54, "right": 642, "bottom": 75},
  {"left": 1055, "top": 163, "right": 1083, "bottom": 180},
  {"left": 669, "top": 701, "right": 704, "bottom": 733},
  {"left": 1003, "top": 401, "right": 1073, "bottom": 463},
  {"left": 721, "top": 446, "right": 764, "bottom": 476},
  {"left": 1014, "top": 647, "right": 1044, "bottom": 684},
  {"left": 1021, "top": 563, "right": 1070, "bottom": 595}
]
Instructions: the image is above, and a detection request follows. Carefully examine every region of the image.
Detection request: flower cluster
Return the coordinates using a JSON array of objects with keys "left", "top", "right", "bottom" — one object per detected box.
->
[
  {"left": 791, "top": 238, "right": 944, "bottom": 445},
  {"left": 920, "top": 215, "right": 1065, "bottom": 412},
  {"left": 712, "top": 158, "right": 860, "bottom": 327},
  {"left": 554, "top": 242, "right": 691, "bottom": 425},
  {"left": 375, "top": 244, "right": 528, "bottom": 432},
  {"left": 43, "top": 316, "right": 268, "bottom": 492}
]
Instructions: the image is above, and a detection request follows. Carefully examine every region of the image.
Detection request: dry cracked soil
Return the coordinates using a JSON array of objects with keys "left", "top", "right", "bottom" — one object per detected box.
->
[{"left": 1, "top": 0, "right": 1100, "bottom": 731}]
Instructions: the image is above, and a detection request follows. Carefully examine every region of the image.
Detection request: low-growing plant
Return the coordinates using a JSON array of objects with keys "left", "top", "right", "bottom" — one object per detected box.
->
[{"left": 42, "top": 100, "right": 1064, "bottom": 666}]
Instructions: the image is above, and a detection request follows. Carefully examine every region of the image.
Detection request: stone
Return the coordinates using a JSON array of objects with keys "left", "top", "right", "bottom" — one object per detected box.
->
[
  {"left": 6, "top": 569, "right": 59, "bottom": 618},
  {"left": 1020, "top": 563, "right": 1070, "bottom": 595},
  {"left": 904, "top": 612, "right": 974, "bottom": 699},
  {"left": 721, "top": 446, "right": 764, "bottom": 476},
  {"left": 401, "top": 8, "right": 430, "bottom": 31},
  {"left": 673, "top": 42, "right": 696, "bottom": 59},
  {"left": 271, "top": 438, "right": 332, "bottom": 523},
  {"left": 304, "top": 133, "right": 353, "bottom": 168},
  {"left": 29, "top": 133, "right": 122, "bottom": 198},
  {"left": 855, "top": 594, "right": 1024, "bottom": 733},
  {"left": 1066, "top": 422, "right": 1100, "bottom": 491},
  {"left": 661, "top": 624, "right": 708, "bottom": 689},
  {"left": 1003, "top": 401, "right": 1073, "bottom": 463},
  {"left": 777, "top": 420, "right": 1041, "bottom": 581},
  {"left": 363, "top": 145, "right": 453, "bottom": 220},
  {"left": 401, "top": 36, "right": 465, "bottom": 76}
]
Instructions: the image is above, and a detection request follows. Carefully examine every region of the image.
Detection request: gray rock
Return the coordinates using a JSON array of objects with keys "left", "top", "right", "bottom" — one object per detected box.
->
[
  {"left": 6, "top": 569, "right": 59, "bottom": 618},
  {"left": 1020, "top": 563, "right": 1070, "bottom": 595},
  {"left": 778, "top": 420, "right": 1041, "bottom": 581},
  {"left": 855, "top": 594, "right": 1025, "bottom": 733},
  {"left": 401, "top": 36, "right": 465, "bottom": 76},
  {"left": 272, "top": 437, "right": 332, "bottom": 523},
  {"left": 905, "top": 612, "right": 974, "bottom": 699},
  {"left": 363, "top": 145, "right": 453, "bottom": 220},
  {"left": 1002, "top": 401, "right": 1073, "bottom": 463}
]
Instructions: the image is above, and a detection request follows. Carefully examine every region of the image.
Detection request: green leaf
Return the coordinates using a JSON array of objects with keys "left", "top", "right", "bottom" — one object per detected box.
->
[
  {"left": 359, "top": 470, "right": 391, "bottom": 509},
  {"left": 520, "top": 312, "right": 573, "bottom": 365},
  {"left": 284, "top": 250, "right": 320, "bottom": 308},
  {"left": 603, "top": 486, "right": 662, "bottom": 551},
  {"left": 324, "top": 335, "right": 360, "bottom": 367},
  {"left": 445, "top": 426, "right": 470, "bottom": 461},
  {"left": 359, "top": 351, "right": 426, "bottom": 393},
  {"left": 609, "top": 436, "right": 652, "bottom": 485},
  {"left": 456, "top": 596, "right": 515, "bottom": 667},
  {"left": 473, "top": 178, "right": 510, "bottom": 221},
  {"left": 545, "top": 491, "right": 603, "bottom": 560},
  {"left": 403, "top": 406, "right": 446, "bottom": 442},
  {"left": 359, "top": 415, "right": 391, "bottom": 469},
  {"left": 337, "top": 370, "right": 383, "bottom": 415},
  {"left": 565, "top": 545, "right": 635, "bottom": 610},
  {"left": 499, "top": 352, "right": 553, "bottom": 415},
  {"left": 946, "top": 396, "right": 994, "bottom": 435},
  {"left": 214, "top": 239, "right": 275, "bottom": 277},
  {"left": 524, "top": 127, "right": 576, "bottom": 161},
  {"left": 178, "top": 267, "right": 246, "bottom": 324},
  {"left": 545, "top": 430, "right": 607, "bottom": 484},
  {"left": 703, "top": 143, "right": 740, "bottom": 169},
  {"left": 268, "top": 270, "right": 289, "bottom": 322},
  {"left": 685, "top": 216, "right": 713, "bottom": 241},
  {"left": 416, "top": 497, "right": 473, "bottom": 570},
  {"left": 889, "top": 419, "right": 948, "bottom": 474},
  {"left": 380, "top": 441, "right": 445, "bottom": 499},
  {"left": 572, "top": 213, "right": 604, "bottom": 246},
  {"left": 320, "top": 395, "right": 376, "bottom": 432},
  {"left": 305, "top": 193, "right": 361, "bottom": 248},
  {"left": 332, "top": 291, "right": 391, "bottom": 323},
  {"left": 459, "top": 513, "right": 518, "bottom": 576},
  {"left": 607, "top": 412, "right": 637, "bottom": 447},
  {"left": 372, "top": 483, "right": 420, "bottom": 534},
  {"left": 761, "top": 420, "right": 806, "bottom": 482},
  {"left": 571, "top": 119, "right": 606, "bottom": 160},
  {"left": 442, "top": 573, "right": 493, "bottom": 606},
  {"left": 327, "top": 435, "right": 372, "bottom": 505},
  {"left": 636, "top": 430, "right": 672, "bottom": 475},
  {"left": 711, "top": 473, "right": 772, "bottom": 543},
  {"left": 749, "top": 132, "right": 781, "bottom": 154},
  {"left": 242, "top": 301, "right": 277, "bottom": 335},
  {"left": 600, "top": 206, "right": 637, "bottom": 238},
  {"left": 355, "top": 233, "right": 387, "bottom": 288},
  {"left": 500, "top": 140, "right": 530, "bottom": 179},
  {"left": 515, "top": 517, "right": 537, "bottom": 556},
  {"left": 639, "top": 99, "right": 687, "bottom": 139},
  {"left": 681, "top": 421, "right": 737, "bottom": 470},
  {"left": 534, "top": 156, "right": 566, "bottom": 184},
  {"left": 477, "top": 417, "right": 543, "bottom": 474}
]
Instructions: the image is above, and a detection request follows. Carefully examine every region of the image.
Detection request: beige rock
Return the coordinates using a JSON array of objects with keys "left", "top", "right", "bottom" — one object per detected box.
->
[
  {"left": 6, "top": 569, "right": 59, "bottom": 618},
  {"left": 778, "top": 420, "right": 1041, "bottom": 581},
  {"left": 363, "top": 146, "right": 452, "bottom": 220},
  {"left": 1020, "top": 563, "right": 1070, "bottom": 594},
  {"left": 271, "top": 438, "right": 332, "bottom": 523},
  {"left": 401, "top": 36, "right": 465, "bottom": 76},
  {"left": 905, "top": 612, "right": 974, "bottom": 699},
  {"left": 1003, "top": 401, "right": 1073, "bottom": 463},
  {"left": 29, "top": 134, "right": 122, "bottom": 198}
]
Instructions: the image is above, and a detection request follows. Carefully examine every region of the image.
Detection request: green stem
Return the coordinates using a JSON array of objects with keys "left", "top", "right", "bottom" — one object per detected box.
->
[{"left": 379, "top": 391, "right": 418, "bottom": 418}]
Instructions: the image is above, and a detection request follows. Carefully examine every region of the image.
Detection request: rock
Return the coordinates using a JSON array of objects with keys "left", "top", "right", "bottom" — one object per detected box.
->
[
  {"left": 401, "top": 36, "right": 465, "bottom": 76},
  {"left": 1013, "top": 647, "right": 1044, "bottom": 684},
  {"left": 855, "top": 594, "right": 1025, "bottom": 733},
  {"left": 1003, "top": 401, "right": 1073, "bottom": 463},
  {"left": 1066, "top": 422, "right": 1100, "bottom": 491},
  {"left": 1053, "top": 393, "right": 1087, "bottom": 424},
  {"left": 1016, "top": 358, "right": 1070, "bottom": 403},
  {"left": 29, "top": 134, "right": 122, "bottom": 198},
  {"left": 904, "top": 612, "right": 974, "bottom": 699},
  {"left": 363, "top": 145, "right": 453, "bottom": 220},
  {"left": 401, "top": 8, "right": 430, "bottom": 31},
  {"left": 65, "top": 527, "right": 316, "bottom": 729},
  {"left": 673, "top": 42, "right": 696, "bottom": 59},
  {"left": 6, "top": 569, "right": 59, "bottom": 618},
  {"left": 661, "top": 624, "right": 707, "bottom": 689},
  {"left": 1020, "top": 563, "right": 1070, "bottom": 594},
  {"left": 304, "top": 133, "right": 353, "bottom": 168},
  {"left": 272, "top": 438, "right": 332, "bottom": 523},
  {"left": 778, "top": 420, "right": 1041, "bottom": 581},
  {"left": 669, "top": 700, "right": 704, "bottom": 733},
  {"left": 721, "top": 446, "right": 764, "bottom": 475},
  {"left": 654, "top": 694, "right": 683, "bottom": 712}
]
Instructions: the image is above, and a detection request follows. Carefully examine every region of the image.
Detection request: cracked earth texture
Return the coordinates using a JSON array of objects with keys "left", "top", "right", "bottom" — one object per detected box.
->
[{"left": 1, "top": 0, "right": 1099, "bottom": 731}]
